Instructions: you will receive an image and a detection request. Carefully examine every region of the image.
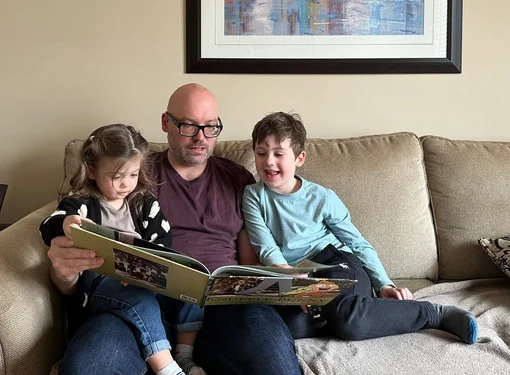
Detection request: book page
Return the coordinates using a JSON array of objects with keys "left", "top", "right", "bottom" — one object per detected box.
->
[
  {"left": 211, "top": 259, "right": 339, "bottom": 277},
  {"left": 71, "top": 224, "right": 210, "bottom": 305},
  {"left": 211, "top": 264, "right": 290, "bottom": 277},
  {"left": 248, "top": 259, "right": 339, "bottom": 275},
  {"left": 81, "top": 221, "right": 210, "bottom": 274},
  {"left": 205, "top": 276, "right": 357, "bottom": 306}
]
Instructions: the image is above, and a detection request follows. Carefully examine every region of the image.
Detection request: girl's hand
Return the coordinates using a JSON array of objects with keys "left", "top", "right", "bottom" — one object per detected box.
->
[
  {"left": 379, "top": 285, "right": 413, "bottom": 300},
  {"left": 63, "top": 215, "right": 83, "bottom": 239},
  {"left": 63, "top": 215, "right": 94, "bottom": 239}
]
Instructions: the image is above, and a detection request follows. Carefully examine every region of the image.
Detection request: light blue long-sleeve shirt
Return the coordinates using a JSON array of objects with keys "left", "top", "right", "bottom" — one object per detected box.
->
[{"left": 242, "top": 177, "right": 394, "bottom": 291}]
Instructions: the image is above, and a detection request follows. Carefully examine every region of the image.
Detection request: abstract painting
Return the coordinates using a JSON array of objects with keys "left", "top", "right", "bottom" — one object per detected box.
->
[
  {"left": 186, "top": 0, "right": 463, "bottom": 74},
  {"left": 224, "top": 0, "right": 425, "bottom": 36}
]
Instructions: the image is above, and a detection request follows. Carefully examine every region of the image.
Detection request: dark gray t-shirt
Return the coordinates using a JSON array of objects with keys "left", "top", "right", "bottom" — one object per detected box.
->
[{"left": 153, "top": 151, "right": 255, "bottom": 271}]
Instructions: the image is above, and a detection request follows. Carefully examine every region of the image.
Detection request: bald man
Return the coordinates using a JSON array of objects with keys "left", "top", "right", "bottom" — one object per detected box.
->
[{"left": 48, "top": 83, "right": 300, "bottom": 375}]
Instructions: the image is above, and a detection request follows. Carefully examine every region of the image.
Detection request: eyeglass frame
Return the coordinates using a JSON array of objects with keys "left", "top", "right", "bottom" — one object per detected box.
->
[{"left": 165, "top": 112, "right": 223, "bottom": 138}]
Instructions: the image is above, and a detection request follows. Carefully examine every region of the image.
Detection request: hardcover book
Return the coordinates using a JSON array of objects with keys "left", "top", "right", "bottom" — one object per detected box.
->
[{"left": 70, "top": 222, "right": 357, "bottom": 307}]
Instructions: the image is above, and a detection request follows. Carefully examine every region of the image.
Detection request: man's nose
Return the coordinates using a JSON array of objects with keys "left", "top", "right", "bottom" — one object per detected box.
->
[{"left": 192, "top": 128, "right": 206, "bottom": 141}]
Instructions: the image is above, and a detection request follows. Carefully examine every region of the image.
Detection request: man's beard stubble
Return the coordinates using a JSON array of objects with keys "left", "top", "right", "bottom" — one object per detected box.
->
[{"left": 179, "top": 140, "right": 213, "bottom": 166}]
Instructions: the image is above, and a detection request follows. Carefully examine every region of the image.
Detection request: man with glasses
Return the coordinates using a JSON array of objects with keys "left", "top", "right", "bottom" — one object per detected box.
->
[
  {"left": 47, "top": 83, "right": 301, "bottom": 375},
  {"left": 152, "top": 83, "right": 300, "bottom": 374}
]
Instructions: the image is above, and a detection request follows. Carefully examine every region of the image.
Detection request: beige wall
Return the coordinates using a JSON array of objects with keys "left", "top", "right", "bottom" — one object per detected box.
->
[{"left": 0, "top": 0, "right": 508, "bottom": 224}]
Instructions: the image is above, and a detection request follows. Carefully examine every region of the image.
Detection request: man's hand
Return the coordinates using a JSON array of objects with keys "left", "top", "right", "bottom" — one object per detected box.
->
[
  {"left": 379, "top": 285, "right": 413, "bottom": 300},
  {"left": 48, "top": 235, "right": 104, "bottom": 295}
]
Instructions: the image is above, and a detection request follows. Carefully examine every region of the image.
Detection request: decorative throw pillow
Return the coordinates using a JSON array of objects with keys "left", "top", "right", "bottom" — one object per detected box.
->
[{"left": 478, "top": 236, "right": 510, "bottom": 278}]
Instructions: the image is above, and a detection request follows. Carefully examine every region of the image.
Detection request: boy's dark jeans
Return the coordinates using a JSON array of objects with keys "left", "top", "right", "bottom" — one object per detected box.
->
[{"left": 277, "top": 245, "right": 439, "bottom": 340}]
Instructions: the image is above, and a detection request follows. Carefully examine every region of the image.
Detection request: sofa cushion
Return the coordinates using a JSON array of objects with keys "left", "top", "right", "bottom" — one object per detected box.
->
[
  {"left": 296, "top": 278, "right": 510, "bottom": 374},
  {"left": 422, "top": 136, "right": 510, "bottom": 280},
  {"left": 478, "top": 236, "right": 510, "bottom": 278},
  {"left": 297, "top": 133, "right": 437, "bottom": 281},
  {"left": 62, "top": 132, "right": 438, "bottom": 281}
]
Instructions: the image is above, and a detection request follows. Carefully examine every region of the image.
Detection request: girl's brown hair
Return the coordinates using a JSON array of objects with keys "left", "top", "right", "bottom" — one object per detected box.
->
[{"left": 61, "top": 124, "right": 154, "bottom": 215}]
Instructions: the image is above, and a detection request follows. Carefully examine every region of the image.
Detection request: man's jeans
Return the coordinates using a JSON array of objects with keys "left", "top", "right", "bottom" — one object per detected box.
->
[
  {"left": 278, "top": 245, "right": 440, "bottom": 340},
  {"left": 60, "top": 302, "right": 300, "bottom": 375}
]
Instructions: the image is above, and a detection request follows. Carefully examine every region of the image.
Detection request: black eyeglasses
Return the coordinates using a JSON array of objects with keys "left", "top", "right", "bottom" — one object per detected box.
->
[{"left": 166, "top": 112, "right": 223, "bottom": 138}]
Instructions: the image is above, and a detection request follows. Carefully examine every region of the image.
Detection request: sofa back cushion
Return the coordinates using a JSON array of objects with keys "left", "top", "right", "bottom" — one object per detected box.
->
[
  {"left": 422, "top": 136, "right": 510, "bottom": 280},
  {"left": 297, "top": 133, "right": 437, "bottom": 280},
  {"left": 62, "top": 132, "right": 438, "bottom": 281}
]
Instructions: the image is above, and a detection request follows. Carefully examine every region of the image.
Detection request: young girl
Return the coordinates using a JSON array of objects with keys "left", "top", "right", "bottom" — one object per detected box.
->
[{"left": 40, "top": 124, "right": 206, "bottom": 375}]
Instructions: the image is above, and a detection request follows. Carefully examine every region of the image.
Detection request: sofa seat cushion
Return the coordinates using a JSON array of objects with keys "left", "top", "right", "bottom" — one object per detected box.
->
[{"left": 295, "top": 279, "right": 510, "bottom": 375}]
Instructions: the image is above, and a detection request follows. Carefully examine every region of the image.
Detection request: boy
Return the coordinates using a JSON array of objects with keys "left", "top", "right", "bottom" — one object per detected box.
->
[{"left": 242, "top": 111, "right": 477, "bottom": 344}]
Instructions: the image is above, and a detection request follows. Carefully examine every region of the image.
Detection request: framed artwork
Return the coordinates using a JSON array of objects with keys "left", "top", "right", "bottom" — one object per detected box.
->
[{"left": 186, "top": 0, "right": 462, "bottom": 74}]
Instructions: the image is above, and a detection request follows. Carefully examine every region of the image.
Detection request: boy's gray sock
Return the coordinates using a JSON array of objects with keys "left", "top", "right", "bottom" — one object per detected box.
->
[
  {"left": 175, "top": 344, "right": 207, "bottom": 375},
  {"left": 433, "top": 304, "right": 478, "bottom": 344},
  {"left": 155, "top": 360, "right": 185, "bottom": 375}
]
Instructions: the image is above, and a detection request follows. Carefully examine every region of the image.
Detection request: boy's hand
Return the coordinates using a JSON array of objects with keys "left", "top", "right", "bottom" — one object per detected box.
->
[
  {"left": 271, "top": 264, "right": 308, "bottom": 278},
  {"left": 379, "top": 285, "right": 413, "bottom": 300},
  {"left": 63, "top": 215, "right": 93, "bottom": 239},
  {"left": 271, "top": 263, "right": 293, "bottom": 269}
]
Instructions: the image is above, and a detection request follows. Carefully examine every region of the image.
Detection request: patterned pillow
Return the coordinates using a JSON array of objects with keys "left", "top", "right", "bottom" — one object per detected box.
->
[{"left": 478, "top": 236, "right": 510, "bottom": 277}]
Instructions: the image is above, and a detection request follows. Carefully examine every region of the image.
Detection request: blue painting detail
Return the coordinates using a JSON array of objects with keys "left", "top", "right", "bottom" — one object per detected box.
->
[{"left": 224, "top": 0, "right": 425, "bottom": 36}]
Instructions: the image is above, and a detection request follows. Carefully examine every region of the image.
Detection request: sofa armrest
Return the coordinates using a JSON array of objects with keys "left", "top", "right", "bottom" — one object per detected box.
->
[{"left": 0, "top": 202, "right": 65, "bottom": 375}]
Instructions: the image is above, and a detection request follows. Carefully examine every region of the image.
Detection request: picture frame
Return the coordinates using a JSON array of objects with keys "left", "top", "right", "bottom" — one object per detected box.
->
[{"left": 186, "top": 0, "right": 462, "bottom": 74}]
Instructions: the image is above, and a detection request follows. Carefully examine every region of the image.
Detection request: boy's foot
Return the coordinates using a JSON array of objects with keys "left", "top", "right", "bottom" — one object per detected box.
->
[
  {"left": 433, "top": 304, "right": 478, "bottom": 344},
  {"left": 175, "top": 344, "right": 208, "bottom": 375}
]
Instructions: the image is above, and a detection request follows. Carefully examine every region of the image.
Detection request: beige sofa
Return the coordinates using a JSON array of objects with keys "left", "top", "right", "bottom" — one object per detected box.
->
[{"left": 1, "top": 132, "right": 509, "bottom": 375}]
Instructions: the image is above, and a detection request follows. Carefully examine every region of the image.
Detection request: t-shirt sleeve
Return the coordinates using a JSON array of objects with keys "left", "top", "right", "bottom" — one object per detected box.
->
[
  {"left": 239, "top": 166, "right": 256, "bottom": 229},
  {"left": 244, "top": 168, "right": 256, "bottom": 186}
]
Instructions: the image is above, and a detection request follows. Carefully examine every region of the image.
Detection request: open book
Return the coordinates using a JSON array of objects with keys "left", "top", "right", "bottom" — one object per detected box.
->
[{"left": 70, "top": 222, "right": 357, "bottom": 307}]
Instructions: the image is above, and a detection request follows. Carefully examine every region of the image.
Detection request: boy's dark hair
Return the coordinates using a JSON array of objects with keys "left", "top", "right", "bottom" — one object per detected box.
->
[
  {"left": 61, "top": 123, "right": 154, "bottom": 215},
  {"left": 251, "top": 112, "right": 307, "bottom": 157}
]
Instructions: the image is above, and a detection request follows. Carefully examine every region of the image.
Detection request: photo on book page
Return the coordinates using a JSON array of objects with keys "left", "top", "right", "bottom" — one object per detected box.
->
[
  {"left": 208, "top": 276, "right": 351, "bottom": 298},
  {"left": 113, "top": 248, "right": 169, "bottom": 290}
]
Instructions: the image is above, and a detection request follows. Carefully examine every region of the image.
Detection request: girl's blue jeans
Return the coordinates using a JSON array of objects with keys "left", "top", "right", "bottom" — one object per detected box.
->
[{"left": 86, "top": 276, "right": 203, "bottom": 360}]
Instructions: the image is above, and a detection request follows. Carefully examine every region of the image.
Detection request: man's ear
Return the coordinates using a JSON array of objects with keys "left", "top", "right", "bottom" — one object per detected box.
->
[
  {"left": 162, "top": 112, "right": 169, "bottom": 132},
  {"left": 295, "top": 151, "right": 306, "bottom": 167},
  {"left": 87, "top": 165, "right": 96, "bottom": 180}
]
